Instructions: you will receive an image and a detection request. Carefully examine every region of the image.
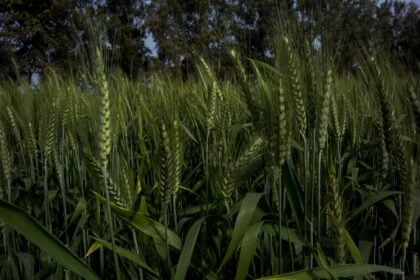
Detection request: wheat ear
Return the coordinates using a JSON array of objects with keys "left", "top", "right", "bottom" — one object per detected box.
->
[
  {"left": 95, "top": 47, "right": 120, "bottom": 279},
  {"left": 0, "top": 122, "right": 11, "bottom": 201},
  {"left": 316, "top": 68, "right": 332, "bottom": 240},
  {"left": 328, "top": 160, "right": 345, "bottom": 264},
  {"left": 283, "top": 37, "right": 306, "bottom": 135}
]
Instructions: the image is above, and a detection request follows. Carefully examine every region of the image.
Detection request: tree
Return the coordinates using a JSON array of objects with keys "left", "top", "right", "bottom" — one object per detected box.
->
[
  {"left": 0, "top": 42, "right": 16, "bottom": 79},
  {"left": 393, "top": 2, "right": 420, "bottom": 68},
  {"left": 0, "top": 0, "right": 79, "bottom": 81},
  {"left": 295, "top": 0, "right": 418, "bottom": 71},
  {"left": 101, "top": 0, "right": 150, "bottom": 78},
  {"left": 231, "top": 0, "right": 279, "bottom": 61},
  {"left": 146, "top": 1, "right": 212, "bottom": 68},
  {"left": 0, "top": 0, "right": 418, "bottom": 79}
]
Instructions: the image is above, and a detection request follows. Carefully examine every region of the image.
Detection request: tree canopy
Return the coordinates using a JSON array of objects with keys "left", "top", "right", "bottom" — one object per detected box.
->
[{"left": 0, "top": 0, "right": 419, "bottom": 80}]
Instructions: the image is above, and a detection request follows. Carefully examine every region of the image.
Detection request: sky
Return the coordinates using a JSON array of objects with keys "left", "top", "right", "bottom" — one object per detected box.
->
[{"left": 145, "top": 34, "right": 157, "bottom": 57}]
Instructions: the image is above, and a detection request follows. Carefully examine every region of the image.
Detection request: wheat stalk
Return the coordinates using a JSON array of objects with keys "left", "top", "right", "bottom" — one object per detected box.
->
[
  {"left": 95, "top": 47, "right": 120, "bottom": 279},
  {"left": 316, "top": 68, "right": 332, "bottom": 240}
]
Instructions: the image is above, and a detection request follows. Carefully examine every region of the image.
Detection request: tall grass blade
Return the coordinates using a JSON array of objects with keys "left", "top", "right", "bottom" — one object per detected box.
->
[
  {"left": 219, "top": 192, "right": 264, "bottom": 270},
  {"left": 257, "top": 264, "right": 402, "bottom": 279},
  {"left": 235, "top": 221, "right": 264, "bottom": 280},
  {"left": 88, "top": 237, "right": 158, "bottom": 277},
  {"left": 0, "top": 198, "right": 100, "bottom": 280},
  {"left": 175, "top": 217, "right": 206, "bottom": 280}
]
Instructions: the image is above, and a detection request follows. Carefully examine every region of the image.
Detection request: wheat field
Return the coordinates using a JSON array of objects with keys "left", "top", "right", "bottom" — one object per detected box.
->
[{"left": 0, "top": 37, "right": 419, "bottom": 279}]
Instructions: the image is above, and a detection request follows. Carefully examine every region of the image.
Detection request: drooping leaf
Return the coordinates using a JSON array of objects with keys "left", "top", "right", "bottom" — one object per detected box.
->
[
  {"left": 316, "top": 243, "right": 337, "bottom": 279},
  {"left": 90, "top": 237, "right": 158, "bottom": 277},
  {"left": 282, "top": 162, "right": 305, "bottom": 234},
  {"left": 85, "top": 242, "right": 102, "bottom": 258},
  {"left": 329, "top": 210, "right": 363, "bottom": 263},
  {"left": 257, "top": 264, "right": 402, "bottom": 279},
  {"left": 70, "top": 196, "right": 87, "bottom": 224},
  {"left": 16, "top": 253, "right": 35, "bottom": 280},
  {"left": 93, "top": 191, "right": 182, "bottom": 250},
  {"left": 347, "top": 191, "right": 400, "bottom": 222},
  {"left": 0, "top": 199, "right": 99, "bottom": 280},
  {"left": 235, "top": 222, "right": 264, "bottom": 280},
  {"left": 175, "top": 217, "right": 205, "bottom": 280},
  {"left": 261, "top": 224, "right": 305, "bottom": 246},
  {"left": 219, "top": 192, "right": 264, "bottom": 270},
  {"left": 33, "top": 262, "right": 57, "bottom": 280}
]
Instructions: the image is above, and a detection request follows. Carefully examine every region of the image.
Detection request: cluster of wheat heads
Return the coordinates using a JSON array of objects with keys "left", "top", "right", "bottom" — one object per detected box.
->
[{"left": 0, "top": 43, "right": 418, "bottom": 279}]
